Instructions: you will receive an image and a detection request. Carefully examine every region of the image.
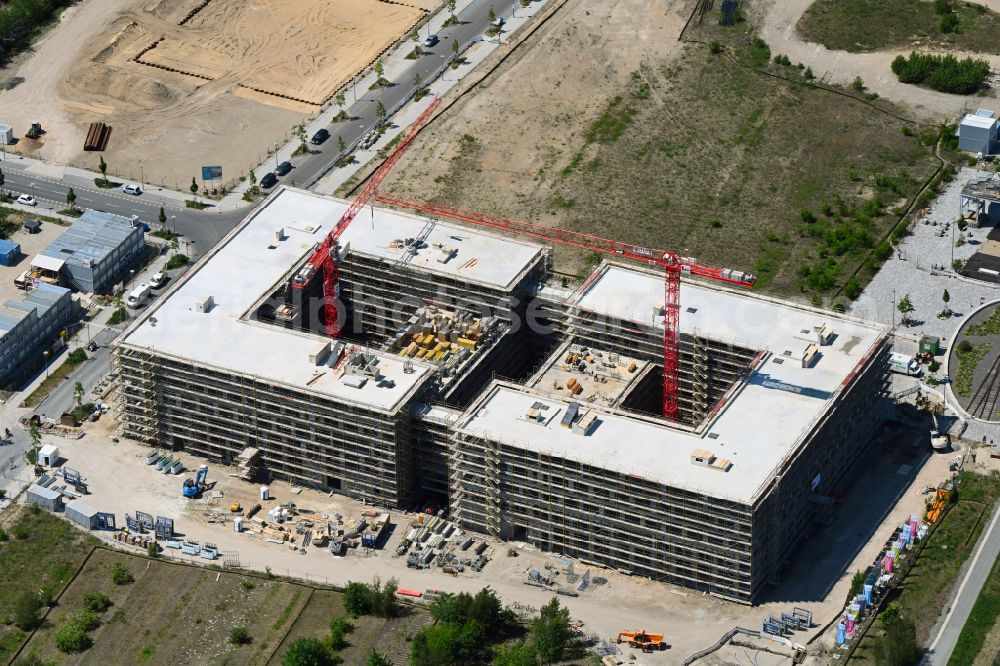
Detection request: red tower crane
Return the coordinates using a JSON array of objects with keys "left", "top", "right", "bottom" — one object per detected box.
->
[
  {"left": 292, "top": 97, "right": 442, "bottom": 337},
  {"left": 372, "top": 196, "right": 756, "bottom": 421}
]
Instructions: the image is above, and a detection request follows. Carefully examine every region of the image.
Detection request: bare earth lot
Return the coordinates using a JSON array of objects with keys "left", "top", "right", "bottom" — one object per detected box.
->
[
  {"left": 0, "top": 0, "right": 423, "bottom": 187},
  {"left": 380, "top": 0, "right": 938, "bottom": 295}
]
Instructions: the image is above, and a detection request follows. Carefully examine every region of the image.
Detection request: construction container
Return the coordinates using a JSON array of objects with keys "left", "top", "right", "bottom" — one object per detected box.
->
[
  {"left": 27, "top": 484, "right": 63, "bottom": 511},
  {"left": 38, "top": 444, "right": 59, "bottom": 467},
  {"left": 919, "top": 335, "right": 941, "bottom": 356},
  {"left": 234, "top": 517, "right": 244, "bottom": 533},
  {"left": 260, "top": 486, "right": 270, "bottom": 500},
  {"left": 0, "top": 239, "right": 20, "bottom": 266},
  {"left": 65, "top": 500, "right": 100, "bottom": 529},
  {"left": 0, "top": 124, "right": 12, "bottom": 144}
]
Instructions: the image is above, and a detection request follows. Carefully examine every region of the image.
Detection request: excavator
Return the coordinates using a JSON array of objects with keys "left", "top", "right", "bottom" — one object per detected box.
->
[{"left": 616, "top": 629, "right": 669, "bottom": 652}]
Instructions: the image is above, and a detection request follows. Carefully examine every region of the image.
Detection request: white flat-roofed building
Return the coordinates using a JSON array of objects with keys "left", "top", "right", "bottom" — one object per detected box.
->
[{"left": 449, "top": 263, "right": 890, "bottom": 603}]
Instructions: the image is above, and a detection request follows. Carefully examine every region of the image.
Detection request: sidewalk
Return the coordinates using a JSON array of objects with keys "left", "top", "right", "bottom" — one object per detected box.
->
[{"left": 312, "top": 0, "right": 552, "bottom": 195}]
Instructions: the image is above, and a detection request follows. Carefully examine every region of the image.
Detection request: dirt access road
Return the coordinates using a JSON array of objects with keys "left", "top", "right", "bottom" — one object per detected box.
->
[
  {"left": 756, "top": 0, "right": 1000, "bottom": 120},
  {"left": 0, "top": 0, "right": 425, "bottom": 188}
]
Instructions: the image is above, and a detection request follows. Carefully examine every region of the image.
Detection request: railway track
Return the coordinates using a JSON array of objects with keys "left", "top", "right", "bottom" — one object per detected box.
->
[{"left": 967, "top": 350, "right": 1000, "bottom": 420}]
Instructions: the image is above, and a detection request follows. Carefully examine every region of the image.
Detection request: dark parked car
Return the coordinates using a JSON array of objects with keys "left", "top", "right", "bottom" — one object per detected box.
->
[
  {"left": 423, "top": 34, "right": 439, "bottom": 48},
  {"left": 275, "top": 161, "right": 292, "bottom": 176},
  {"left": 311, "top": 128, "right": 330, "bottom": 144},
  {"left": 260, "top": 172, "right": 278, "bottom": 189}
]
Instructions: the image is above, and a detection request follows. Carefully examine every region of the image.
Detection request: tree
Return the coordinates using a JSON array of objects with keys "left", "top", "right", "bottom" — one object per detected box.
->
[
  {"left": 282, "top": 637, "right": 337, "bottom": 666},
  {"left": 13, "top": 591, "right": 42, "bottom": 631},
  {"left": 66, "top": 187, "right": 76, "bottom": 211},
  {"left": 488, "top": 6, "right": 497, "bottom": 22},
  {"left": 844, "top": 276, "right": 862, "bottom": 300},
  {"left": 26, "top": 423, "right": 41, "bottom": 465},
  {"left": 452, "top": 39, "right": 460, "bottom": 58},
  {"left": 109, "top": 563, "right": 134, "bottom": 585},
  {"left": 98, "top": 156, "right": 107, "bottom": 182},
  {"left": 414, "top": 71, "right": 422, "bottom": 88},
  {"left": 73, "top": 381, "right": 84, "bottom": 408},
  {"left": 943, "top": 289, "right": 950, "bottom": 304},
  {"left": 849, "top": 570, "right": 867, "bottom": 597},
  {"left": 343, "top": 581, "right": 369, "bottom": 617},
  {"left": 0, "top": 167, "right": 5, "bottom": 198},
  {"left": 366, "top": 650, "right": 391, "bottom": 666},
  {"left": 337, "top": 136, "right": 346, "bottom": 154},
  {"left": 897, "top": 294, "right": 914, "bottom": 325},
  {"left": 374, "top": 59, "right": 384, "bottom": 79},
  {"left": 448, "top": 0, "right": 456, "bottom": 15},
  {"left": 880, "top": 602, "right": 902, "bottom": 631},
  {"left": 532, "top": 598, "right": 572, "bottom": 664},
  {"left": 852, "top": 76, "right": 864, "bottom": 91},
  {"left": 190, "top": 177, "right": 199, "bottom": 195},
  {"left": 327, "top": 618, "right": 352, "bottom": 650},
  {"left": 376, "top": 100, "right": 387, "bottom": 122},
  {"left": 158, "top": 206, "right": 167, "bottom": 226}
]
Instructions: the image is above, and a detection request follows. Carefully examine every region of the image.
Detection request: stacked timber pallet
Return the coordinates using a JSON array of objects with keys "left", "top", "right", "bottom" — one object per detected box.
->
[{"left": 84, "top": 122, "right": 111, "bottom": 151}]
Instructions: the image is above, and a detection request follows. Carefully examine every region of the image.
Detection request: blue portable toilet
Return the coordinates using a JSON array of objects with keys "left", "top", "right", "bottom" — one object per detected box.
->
[{"left": 0, "top": 239, "right": 20, "bottom": 266}]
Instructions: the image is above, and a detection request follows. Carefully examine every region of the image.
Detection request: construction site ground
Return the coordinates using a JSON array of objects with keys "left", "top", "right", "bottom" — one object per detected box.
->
[
  {"left": 379, "top": 0, "right": 940, "bottom": 297},
  {"left": 38, "top": 413, "right": 953, "bottom": 664},
  {"left": 0, "top": 0, "right": 428, "bottom": 188}
]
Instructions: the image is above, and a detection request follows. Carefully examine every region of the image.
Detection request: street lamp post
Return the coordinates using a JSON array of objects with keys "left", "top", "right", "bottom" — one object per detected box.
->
[
  {"left": 42, "top": 351, "right": 50, "bottom": 379},
  {"left": 139, "top": 163, "right": 144, "bottom": 189}
]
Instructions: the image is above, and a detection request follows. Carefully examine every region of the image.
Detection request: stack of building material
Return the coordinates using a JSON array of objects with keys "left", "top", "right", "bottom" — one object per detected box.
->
[{"left": 83, "top": 123, "right": 111, "bottom": 151}]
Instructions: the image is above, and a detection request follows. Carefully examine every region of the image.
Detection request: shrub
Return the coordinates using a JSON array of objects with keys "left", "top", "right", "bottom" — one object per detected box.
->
[
  {"left": 958, "top": 340, "right": 973, "bottom": 354},
  {"left": 67, "top": 348, "right": 87, "bottom": 364},
  {"left": 240, "top": 580, "right": 255, "bottom": 591},
  {"left": 283, "top": 637, "right": 338, "bottom": 666},
  {"left": 342, "top": 578, "right": 399, "bottom": 618},
  {"left": 110, "top": 563, "right": 134, "bottom": 585},
  {"left": 165, "top": 254, "right": 189, "bottom": 270},
  {"left": 55, "top": 623, "right": 91, "bottom": 653},
  {"left": 940, "top": 12, "right": 959, "bottom": 33},
  {"left": 844, "top": 277, "right": 862, "bottom": 300},
  {"left": 891, "top": 52, "right": 989, "bottom": 94},
  {"left": 71, "top": 610, "right": 100, "bottom": 632},
  {"left": 230, "top": 626, "right": 252, "bottom": 645},
  {"left": 12, "top": 591, "right": 42, "bottom": 631},
  {"left": 929, "top": 360, "right": 941, "bottom": 373},
  {"left": 709, "top": 40, "right": 721, "bottom": 54},
  {"left": 851, "top": 76, "right": 864, "bottom": 91},
  {"left": 800, "top": 209, "right": 817, "bottom": 224},
  {"left": 0, "top": 526, "right": 7, "bottom": 541},
  {"left": 328, "top": 618, "right": 353, "bottom": 650},
  {"left": 83, "top": 592, "right": 112, "bottom": 613}
]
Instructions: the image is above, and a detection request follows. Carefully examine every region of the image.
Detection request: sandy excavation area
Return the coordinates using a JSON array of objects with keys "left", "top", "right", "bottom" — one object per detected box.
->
[{"left": 0, "top": 0, "right": 424, "bottom": 187}]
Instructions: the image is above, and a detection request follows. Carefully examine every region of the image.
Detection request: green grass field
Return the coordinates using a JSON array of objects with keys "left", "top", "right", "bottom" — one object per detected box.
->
[
  {"left": 947, "top": 551, "right": 1000, "bottom": 665},
  {"left": 14, "top": 545, "right": 431, "bottom": 665},
  {"left": 852, "top": 472, "right": 1000, "bottom": 662},
  {"left": 0, "top": 506, "right": 98, "bottom": 663},
  {"left": 799, "top": 0, "right": 1000, "bottom": 54}
]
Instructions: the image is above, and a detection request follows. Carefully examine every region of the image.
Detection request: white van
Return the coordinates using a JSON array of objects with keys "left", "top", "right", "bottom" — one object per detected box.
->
[
  {"left": 126, "top": 283, "right": 152, "bottom": 308},
  {"left": 889, "top": 352, "right": 921, "bottom": 376},
  {"left": 13, "top": 271, "right": 29, "bottom": 290}
]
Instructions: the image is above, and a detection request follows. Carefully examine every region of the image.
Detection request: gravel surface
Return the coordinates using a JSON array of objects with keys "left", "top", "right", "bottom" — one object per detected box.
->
[{"left": 851, "top": 168, "right": 1000, "bottom": 341}]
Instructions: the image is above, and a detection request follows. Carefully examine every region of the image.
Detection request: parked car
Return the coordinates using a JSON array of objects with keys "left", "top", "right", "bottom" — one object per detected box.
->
[
  {"left": 16, "top": 194, "right": 36, "bottom": 206},
  {"left": 275, "top": 161, "right": 292, "bottom": 176},
  {"left": 423, "top": 34, "right": 439, "bottom": 48},
  {"left": 311, "top": 128, "right": 330, "bottom": 144},
  {"left": 122, "top": 183, "right": 143, "bottom": 195},
  {"left": 149, "top": 271, "right": 168, "bottom": 289},
  {"left": 260, "top": 172, "right": 278, "bottom": 189}
]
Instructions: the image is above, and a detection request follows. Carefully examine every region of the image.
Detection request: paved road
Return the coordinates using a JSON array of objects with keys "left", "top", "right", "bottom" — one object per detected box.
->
[
  {"left": 0, "top": 165, "right": 243, "bottom": 260},
  {"left": 37, "top": 327, "right": 118, "bottom": 418},
  {"left": 926, "top": 500, "right": 1000, "bottom": 664},
  {"left": 0, "top": 0, "right": 520, "bottom": 259},
  {"left": 282, "top": 0, "right": 519, "bottom": 189}
]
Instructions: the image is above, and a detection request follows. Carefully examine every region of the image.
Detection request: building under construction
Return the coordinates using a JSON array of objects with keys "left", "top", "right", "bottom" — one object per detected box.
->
[{"left": 115, "top": 188, "right": 890, "bottom": 603}]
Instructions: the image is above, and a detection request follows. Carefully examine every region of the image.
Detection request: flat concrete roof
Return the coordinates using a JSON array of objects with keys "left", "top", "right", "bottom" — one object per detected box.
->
[
  {"left": 121, "top": 188, "right": 434, "bottom": 412},
  {"left": 962, "top": 113, "right": 997, "bottom": 130},
  {"left": 455, "top": 264, "right": 888, "bottom": 503},
  {"left": 339, "top": 204, "right": 545, "bottom": 290}
]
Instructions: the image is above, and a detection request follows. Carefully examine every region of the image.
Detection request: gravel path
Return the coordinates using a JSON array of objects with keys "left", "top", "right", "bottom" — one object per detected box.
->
[
  {"left": 851, "top": 168, "right": 1000, "bottom": 341},
  {"left": 756, "top": 0, "right": 1000, "bottom": 121}
]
